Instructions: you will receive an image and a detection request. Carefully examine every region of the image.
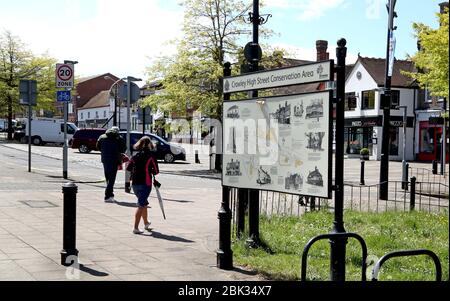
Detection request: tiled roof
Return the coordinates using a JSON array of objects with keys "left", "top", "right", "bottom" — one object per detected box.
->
[
  {"left": 358, "top": 57, "right": 418, "bottom": 87},
  {"left": 79, "top": 90, "right": 110, "bottom": 109}
]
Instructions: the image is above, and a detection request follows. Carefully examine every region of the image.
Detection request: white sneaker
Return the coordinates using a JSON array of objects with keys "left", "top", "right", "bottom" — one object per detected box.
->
[
  {"left": 133, "top": 229, "right": 143, "bottom": 235},
  {"left": 105, "top": 197, "right": 115, "bottom": 203},
  {"left": 145, "top": 223, "right": 152, "bottom": 231}
]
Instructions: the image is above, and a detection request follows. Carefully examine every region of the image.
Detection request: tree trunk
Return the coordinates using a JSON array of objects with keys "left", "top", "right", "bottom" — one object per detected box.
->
[{"left": 7, "top": 95, "right": 13, "bottom": 141}]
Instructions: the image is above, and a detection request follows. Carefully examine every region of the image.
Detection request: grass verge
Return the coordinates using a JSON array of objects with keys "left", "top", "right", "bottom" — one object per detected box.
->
[{"left": 232, "top": 210, "right": 449, "bottom": 281}]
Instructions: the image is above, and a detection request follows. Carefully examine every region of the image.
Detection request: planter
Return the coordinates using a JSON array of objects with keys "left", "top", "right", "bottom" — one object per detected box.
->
[{"left": 360, "top": 155, "right": 370, "bottom": 161}]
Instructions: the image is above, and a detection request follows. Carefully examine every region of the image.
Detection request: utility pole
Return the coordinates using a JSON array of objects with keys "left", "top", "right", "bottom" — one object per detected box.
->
[{"left": 379, "top": 0, "right": 398, "bottom": 201}]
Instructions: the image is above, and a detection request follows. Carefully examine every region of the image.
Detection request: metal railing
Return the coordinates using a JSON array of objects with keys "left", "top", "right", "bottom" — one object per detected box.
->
[
  {"left": 228, "top": 180, "right": 448, "bottom": 230},
  {"left": 408, "top": 166, "right": 449, "bottom": 184}
]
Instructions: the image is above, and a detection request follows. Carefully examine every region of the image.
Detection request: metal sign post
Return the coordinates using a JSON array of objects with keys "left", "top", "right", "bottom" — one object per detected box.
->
[
  {"left": 59, "top": 61, "right": 76, "bottom": 180},
  {"left": 19, "top": 80, "right": 37, "bottom": 173}
]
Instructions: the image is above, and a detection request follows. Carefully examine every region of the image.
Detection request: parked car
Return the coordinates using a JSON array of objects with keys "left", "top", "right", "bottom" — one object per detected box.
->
[
  {"left": 120, "top": 131, "right": 186, "bottom": 163},
  {"left": 70, "top": 128, "right": 107, "bottom": 153},
  {"left": 15, "top": 118, "right": 78, "bottom": 145}
]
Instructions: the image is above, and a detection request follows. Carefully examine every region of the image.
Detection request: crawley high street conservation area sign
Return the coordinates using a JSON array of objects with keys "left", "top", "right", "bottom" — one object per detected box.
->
[
  {"left": 223, "top": 91, "right": 333, "bottom": 199},
  {"left": 224, "top": 60, "right": 333, "bottom": 94}
]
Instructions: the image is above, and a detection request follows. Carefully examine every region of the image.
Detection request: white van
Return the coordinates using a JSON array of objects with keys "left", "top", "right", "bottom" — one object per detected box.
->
[{"left": 19, "top": 118, "right": 78, "bottom": 145}]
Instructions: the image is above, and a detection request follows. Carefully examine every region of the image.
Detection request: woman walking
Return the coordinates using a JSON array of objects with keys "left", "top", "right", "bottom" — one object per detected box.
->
[{"left": 126, "top": 136, "right": 159, "bottom": 234}]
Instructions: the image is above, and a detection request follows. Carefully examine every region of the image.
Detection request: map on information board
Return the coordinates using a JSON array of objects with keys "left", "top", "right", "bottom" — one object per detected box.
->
[{"left": 222, "top": 91, "right": 332, "bottom": 199}]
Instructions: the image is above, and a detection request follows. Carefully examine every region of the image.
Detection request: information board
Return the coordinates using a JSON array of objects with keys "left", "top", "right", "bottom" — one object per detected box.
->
[{"left": 223, "top": 91, "right": 332, "bottom": 199}]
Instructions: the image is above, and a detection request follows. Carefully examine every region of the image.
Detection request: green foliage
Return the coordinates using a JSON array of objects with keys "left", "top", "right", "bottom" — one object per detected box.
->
[
  {"left": 142, "top": 0, "right": 287, "bottom": 120},
  {"left": 360, "top": 148, "right": 370, "bottom": 156},
  {"left": 403, "top": 8, "right": 449, "bottom": 98},
  {"left": 233, "top": 210, "right": 449, "bottom": 281},
  {"left": 0, "top": 31, "right": 57, "bottom": 119}
]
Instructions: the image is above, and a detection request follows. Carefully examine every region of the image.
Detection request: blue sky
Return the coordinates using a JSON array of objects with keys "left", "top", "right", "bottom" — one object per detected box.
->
[{"left": 0, "top": 0, "right": 444, "bottom": 82}]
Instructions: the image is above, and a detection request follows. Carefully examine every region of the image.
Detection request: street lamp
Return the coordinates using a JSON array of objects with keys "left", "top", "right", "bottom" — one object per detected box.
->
[
  {"left": 125, "top": 76, "right": 142, "bottom": 193},
  {"left": 398, "top": 106, "right": 408, "bottom": 188},
  {"left": 63, "top": 60, "right": 78, "bottom": 180},
  {"left": 104, "top": 76, "right": 126, "bottom": 127}
]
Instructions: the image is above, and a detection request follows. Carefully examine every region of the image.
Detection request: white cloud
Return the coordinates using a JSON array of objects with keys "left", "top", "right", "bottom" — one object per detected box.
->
[
  {"left": 0, "top": 0, "right": 183, "bottom": 83},
  {"left": 263, "top": 0, "right": 346, "bottom": 21}
]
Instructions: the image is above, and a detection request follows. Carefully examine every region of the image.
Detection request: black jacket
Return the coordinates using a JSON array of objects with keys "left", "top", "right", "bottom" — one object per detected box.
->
[
  {"left": 127, "top": 149, "right": 159, "bottom": 186},
  {"left": 97, "top": 130, "right": 126, "bottom": 165}
]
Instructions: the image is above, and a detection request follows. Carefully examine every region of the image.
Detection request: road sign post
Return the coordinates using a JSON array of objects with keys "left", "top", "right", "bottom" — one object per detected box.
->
[
  {"left": 19, "top": 80, "right": 38, "bottom": 173},
  {"left": 57, "top": 61, "right": 76, "bottom": 180}
]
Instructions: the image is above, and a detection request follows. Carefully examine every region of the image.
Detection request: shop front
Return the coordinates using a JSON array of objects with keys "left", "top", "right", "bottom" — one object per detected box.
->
[
  {"left": 417, "top": 120, "right": 449, "bottom": 162},
  {"left": 345, "top": 116, "right": 415, "bottom": 160}
]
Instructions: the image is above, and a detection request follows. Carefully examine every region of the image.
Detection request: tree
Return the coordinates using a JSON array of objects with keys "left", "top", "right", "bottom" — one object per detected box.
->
[
  {"left": 0, "top": 31, "right": 57, "bottom": 140},
  {"left": 143, "top": 0, "right": 285, "bottom": 120},
  {"left": 404, "top": 8, "right": 449, "bottom": 98}
]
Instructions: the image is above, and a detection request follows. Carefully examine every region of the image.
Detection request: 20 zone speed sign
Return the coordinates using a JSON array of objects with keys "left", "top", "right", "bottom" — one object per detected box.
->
[{"left": 56, "top": 64, "right": 74, "bottom": 88}]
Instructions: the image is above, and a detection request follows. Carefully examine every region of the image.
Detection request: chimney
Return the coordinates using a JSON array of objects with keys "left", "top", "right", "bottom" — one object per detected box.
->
[{"left": 316, "top": 40, "right": 329, "bottom": 62}]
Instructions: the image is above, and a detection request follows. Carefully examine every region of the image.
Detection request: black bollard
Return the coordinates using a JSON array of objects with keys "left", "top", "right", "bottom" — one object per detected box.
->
[
  {"left": 432, "top": 160, "right": 438, "bottom": 175},
  {"left": 217, "top": 186, "right": 233, "bottom": 270},
  {"left": 195, "top": 150, "right": 201, "bottom": 164},
  {"left": 410, "top": 177, "right": 416, "bottom": 211},
  {"left": 360, "top": 160, "right": 365, "bottom": 186},
  {"left": 61, "top": 182, "right": 79, "bottom": 267},
  {"left": 402, "top": 163, "right": 409, "bottom": 190}
]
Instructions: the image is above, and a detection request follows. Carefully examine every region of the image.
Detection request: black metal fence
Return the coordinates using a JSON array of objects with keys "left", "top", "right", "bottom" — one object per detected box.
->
[
  {"left": 408, "top": 166, "right": 449, "bottom": 185},
  {"left": 229, "top": 179, "right": 449, "bottom": 229}
]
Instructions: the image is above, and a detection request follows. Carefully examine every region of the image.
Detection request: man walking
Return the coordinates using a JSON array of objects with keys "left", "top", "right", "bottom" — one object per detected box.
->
[{"left": 97, "top": 127, "right": 126, "bottom": 203}]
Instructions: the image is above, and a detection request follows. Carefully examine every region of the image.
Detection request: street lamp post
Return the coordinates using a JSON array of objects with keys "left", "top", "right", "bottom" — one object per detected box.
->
[
  {"left": 399, "top": 106, "right": 408, "bottom": 188},
  {"left": 105, "top": 76, "right": 126, "bottom": 127},
  {"left": 379, "top": 0, "right": 398, "bottom": 201},
  {"left": 63, "top": 60, "right": 78, "bottom": 180},
  {"left": 125, "top": 76, "right": 142, "bottom": 193}
]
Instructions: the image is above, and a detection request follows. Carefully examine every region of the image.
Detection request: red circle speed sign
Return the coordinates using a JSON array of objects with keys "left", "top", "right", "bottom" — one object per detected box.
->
[{"left": 57, "top": 64, "right": 73, "bottom": 81}]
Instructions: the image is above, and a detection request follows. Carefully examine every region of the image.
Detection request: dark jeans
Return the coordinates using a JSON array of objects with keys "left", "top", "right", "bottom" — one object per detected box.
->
[{"left": 103, "top": 163, "right": 118, "bottom": 200}]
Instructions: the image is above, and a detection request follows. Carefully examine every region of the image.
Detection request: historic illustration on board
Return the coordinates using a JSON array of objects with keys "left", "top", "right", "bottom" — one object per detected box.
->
[
  {"left": 256, "top": 167, "right": 272, "bottom": 185},
  {"left": 226, "top": 159, "right": 242, "bottom": 176},
  {"left": 307, "top": 167, "right": 324, "bottom": 187}
]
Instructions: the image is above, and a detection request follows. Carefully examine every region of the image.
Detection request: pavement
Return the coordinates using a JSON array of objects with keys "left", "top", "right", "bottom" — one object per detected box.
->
[
  {"left": 0, "top": 142, "right": 260, "bottom": 281},
  {"left": 0, "top": 138, "right": 447, "bottom": 281}
]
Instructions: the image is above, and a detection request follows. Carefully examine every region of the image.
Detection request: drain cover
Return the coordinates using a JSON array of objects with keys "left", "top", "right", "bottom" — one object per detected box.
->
[{"left": 20, "top": 201, "right": 58, "bottom": 208}]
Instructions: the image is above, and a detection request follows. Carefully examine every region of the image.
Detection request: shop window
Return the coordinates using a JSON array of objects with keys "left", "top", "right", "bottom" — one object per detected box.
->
[
  {"left": 420, "top": 127, "right": 435, "bottom": 154},
  {"left": 345, "top": 127, "right": 374, "bottom": 155},
  {"left": 362, "top": 90, "right": 375, "bottom": 110},
  {"left": 389, "top": 127, "right": 399, "bottom": 156}
]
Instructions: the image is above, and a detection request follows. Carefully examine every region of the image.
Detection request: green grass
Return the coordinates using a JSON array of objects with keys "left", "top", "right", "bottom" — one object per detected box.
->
[{"left": 232, "top": 210, "right": 449, "bottom": 281}]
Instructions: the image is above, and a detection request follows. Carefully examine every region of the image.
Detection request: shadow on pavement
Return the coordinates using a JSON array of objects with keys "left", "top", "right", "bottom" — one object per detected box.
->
[
  {"left": 148, "top": 231, "right": 195, "bottom": 243},
  {"left": 78, "top": 264, "right": 109, "bottom": 277},
  {"left": 149, "top": 196, "right": 194, "bottom": 204},
  {"left": 114, "top": 201, "right": 138, "bottom": 208}
]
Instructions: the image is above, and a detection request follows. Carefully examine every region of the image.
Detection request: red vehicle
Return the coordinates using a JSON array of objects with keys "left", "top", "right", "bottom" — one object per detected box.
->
[{"left": 70, "top": 128, "right": 106, "bottom": 154}]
